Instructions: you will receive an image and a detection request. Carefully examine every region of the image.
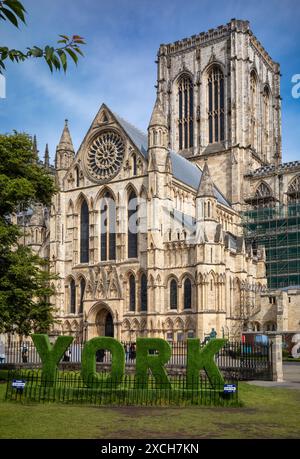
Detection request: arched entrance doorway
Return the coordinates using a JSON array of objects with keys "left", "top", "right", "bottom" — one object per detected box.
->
[
  {"left": 105, "top": 312, "right": 114, "bottom": 337},
  {"left": 95, "top": 308, "right": 114, "bottom": 337}
]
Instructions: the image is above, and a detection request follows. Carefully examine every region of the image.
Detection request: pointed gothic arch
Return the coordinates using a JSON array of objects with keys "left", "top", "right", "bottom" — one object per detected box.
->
[
  {"left": 183, "top": 277, "right": 192, "bottom": 309},
  {"left": 122, "top": 318, "right": 131, "bottom": 329},
  {"left": 128, "top": 273, "right": 136, "bottom": 312},
  {"left": 139, "top": 184, "right": 147, "bottom": 199},
  {"left": 140, "top": 273, "right": 148, "bottom": 311},
  {"left": 169, "top": 277, "right": 178, "bottom": 310},
  {"left": 128, "top": 188, "right": 138, "bottom": 258},
  {"left": 132, "top": 318, "right": 140, "bottom": 332},
  {"left": 100, "top": 189, "right": 116, "bottom": 261},
  {"left": 75, "top": 165, "right": 80, "bottom": 187},
  {"left": 95, "top": 186, "right": 117, "bottom": 205},
  {"left": 287, "top": 175, "right": 300, "bottom": 203},
  {"left": 140, "top": 318, "right": 147, "bottom": 335},
  {"left": 78, "top": 276, "right": 86, "bottom": 314},
  {"left": 250, "top": 69, "right": 259, "bottom": 151},
  {"left": 255, "top": 182, "right": 273, "bottom": 198},
  {"left": 63, "top": 320, "right": 72, "bottom": 335},
  {"left": 75, "top": 192, "right": 89, "bottom": 213},
  {"left": 174, "top": 317, "right": 184, "bottom": 330},
  {"left": 207, "top": 271, "right": 216, "bottom": 310},
  {"left": 69, "top": 277, "right": 76, "bottom": 314},
  {"left": 67, "top": 199, "right": 74, "bottom": 214},
  {"left": 177, "top": 73, "right": 194, "bottom": 150},
  {"left": 207, "top": 64, "right": 225, "bottom": 143},
  {"left": 263, "top": 85, "right": 271, "bottom": 161},
  {"left": 165, "top": 317, "right": 174, "bottom": 330},
  {"left": 80, "top": 199, "right": 89, "bottom": 263},
  {"left": 246, "top": 181, "right": 275, "bottom": 208}
]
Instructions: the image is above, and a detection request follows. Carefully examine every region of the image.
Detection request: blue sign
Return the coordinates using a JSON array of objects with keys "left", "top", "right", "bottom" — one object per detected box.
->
[
  {"left": 223, "top": 384, "right": 237, "bottom": 393},
  {"left": 12, "top": 380, "right": 26, "bottom": 389}
]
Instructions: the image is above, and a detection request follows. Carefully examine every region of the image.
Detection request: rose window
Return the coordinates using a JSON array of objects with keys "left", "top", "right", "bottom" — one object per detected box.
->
[{"left": 86, "top": 131, "right": 125, "bottom": 182}]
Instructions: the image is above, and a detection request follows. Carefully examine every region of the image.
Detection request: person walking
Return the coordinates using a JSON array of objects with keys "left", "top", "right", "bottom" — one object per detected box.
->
[
  {"left": 63, "top": 348, "right": 72, "bottom": 362},
  {"left": 21, "top": 343, "right": 28, "bottom": 363},
  {"left": 129, "top": 342, "right": 136, "bottom": 361},
  {"left": 124, "top": 343, "right": 130, "bottom": 362},
  {"left": 0, "top": 341, "right": 5, "bottom": 364}
]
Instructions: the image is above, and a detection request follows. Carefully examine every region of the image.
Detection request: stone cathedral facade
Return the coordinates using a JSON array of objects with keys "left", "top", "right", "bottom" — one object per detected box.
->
[{"left": 20, "top": 19, "right": 300, "bottom": 342}]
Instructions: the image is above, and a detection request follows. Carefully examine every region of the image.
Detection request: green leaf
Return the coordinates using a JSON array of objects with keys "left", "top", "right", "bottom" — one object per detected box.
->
[
  {"left": 59, "top": 34, "right": 69, "bottom": 41},
  {"left": 73, "top": 46, "right": 84, "bottom": 57},
  {"left": 0, "top": 47, "right": 9, "bottom": 60},
  {"left": 57, "top": 49, "right": 67, "bottom": 72},
  {"left": 31, "top": 46, "right": 43, "bottom": 58},
  {"left": 1, "top": 7, "right": 19, "bottom": 27},
  {"left": 44, "top": 57, "right": 53, "bottom": 72},
  {"left": 73, "top": 39, "right": 86, "bottom": 45},
  {"left": 65, "top": 47, "right": 78, "bottom": 65},
  {"left": 4, "top": 0, "right": 26, "bottom": 23},
  {"left": 4, "top": 0, "right": 26, "bottom": 13},
  {"left": 51, "top": 53, "right": 61, "bottom": 70},
  {"left": 45, "top": 46, "right": 54, "bottom": 61}
]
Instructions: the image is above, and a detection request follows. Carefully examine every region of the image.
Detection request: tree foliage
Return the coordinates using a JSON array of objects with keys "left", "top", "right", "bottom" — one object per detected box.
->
[
  {"left": 0, "top": 132, "right": 57, "bottom": 336},
  {"left": 0, "top": 0, "right": 85, "bottom": 73}
]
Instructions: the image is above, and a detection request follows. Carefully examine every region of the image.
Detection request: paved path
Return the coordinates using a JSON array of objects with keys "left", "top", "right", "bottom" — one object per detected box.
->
[{"left": 247, "top": 362, "right": 300, "bottom": 390}]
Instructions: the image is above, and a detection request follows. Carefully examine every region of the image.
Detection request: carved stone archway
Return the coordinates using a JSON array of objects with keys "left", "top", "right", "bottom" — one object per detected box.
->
[{"left": 87, "top": 302, "right": 115, "bottom": 338}]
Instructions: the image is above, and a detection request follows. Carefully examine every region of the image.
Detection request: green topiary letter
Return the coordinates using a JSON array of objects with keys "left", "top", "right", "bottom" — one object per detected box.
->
[
  {"left": 31, "top": 334, "right": 74, "bottom": 385},
  {"left": 136, "top": 338, "right": 171, "bottom": 389},
  {"left": 81, "top": 337, "right": 125, "bottom": 387},
  {"left": 187, "top": 338, "right": 226, "bottom": 388}
]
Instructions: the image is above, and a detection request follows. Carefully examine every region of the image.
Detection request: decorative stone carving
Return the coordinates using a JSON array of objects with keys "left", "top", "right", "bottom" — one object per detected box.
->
[
  {"left": 86, "top": 131, "right": 125, "bottom": 183},
  {"left": 106, "top": 266, "right": 122, "bottom": 299},
  {"left": 96, "top": 267, "right": 107, "bottom": 298}
]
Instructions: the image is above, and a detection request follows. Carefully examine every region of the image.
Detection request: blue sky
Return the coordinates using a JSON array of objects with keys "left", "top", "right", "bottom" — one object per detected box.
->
[{"left": 1, "top": 0, "right": 300, "bottom": 164}]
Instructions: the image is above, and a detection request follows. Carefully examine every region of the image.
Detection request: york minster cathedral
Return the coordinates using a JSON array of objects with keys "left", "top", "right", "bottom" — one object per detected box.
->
[{"left": 18, "top": 19, "right": 300, "bottom": 342}]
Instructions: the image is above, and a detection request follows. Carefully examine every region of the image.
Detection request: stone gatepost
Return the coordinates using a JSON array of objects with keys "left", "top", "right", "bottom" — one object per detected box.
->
[{"left": 268, "top": 333, "right": 283, "bottom": 382}]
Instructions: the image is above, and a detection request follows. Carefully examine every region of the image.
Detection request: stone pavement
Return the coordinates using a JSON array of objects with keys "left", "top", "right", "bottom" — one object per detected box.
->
[{"left": 247, "top": 362, "right": 300, "bottom": 390}]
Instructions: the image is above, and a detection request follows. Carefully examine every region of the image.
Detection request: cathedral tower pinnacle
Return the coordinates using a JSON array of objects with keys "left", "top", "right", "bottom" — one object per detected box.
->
[
  {"left": 148, "top": 96, "right": 169, "bottom": 173},
  {"left": 44, "top": 143, "right": 50, "bottom": 168},
  {"left": 55, "top": 119, "right": 75, "bottom": 171},
  {"left": 197, "top": 160, "right": 215, "bottom": 198}
]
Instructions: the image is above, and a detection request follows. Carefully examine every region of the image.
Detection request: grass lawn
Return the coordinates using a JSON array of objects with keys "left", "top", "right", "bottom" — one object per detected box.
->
[{"left": 0, "top": 382, "right": 300, "bottom": 439}]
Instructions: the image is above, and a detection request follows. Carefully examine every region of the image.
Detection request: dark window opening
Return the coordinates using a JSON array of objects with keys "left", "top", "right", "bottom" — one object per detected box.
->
[
  {"left": 141, "top": 274, "right": 148, "bottom": 311},
  {"left": 128, "top": 191, "right": 138, "bottom": 258},
  {"left": 80, "top": 200, "right": 89, "bottom": 263},
  {"left": 178, "top": 75, "right": 193, "bottom": 150},
  {"left": 184, "top": 278, "right": 192, "bottom": 309},
  {"left": 129, "top": 274, "right": 136, "bottom": 311},
  {"left": 170, "top": 279, "right": 178, "bottom": 310},
  {"left": 70, "top": 279, "right": 76, "bottom": 314},
  {"left": 208, "top": 66, "right": 225, "bottom": 143}
]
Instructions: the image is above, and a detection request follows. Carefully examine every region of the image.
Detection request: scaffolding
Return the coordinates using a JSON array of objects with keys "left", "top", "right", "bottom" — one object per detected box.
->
[{"left": 242, "top": 197, "right": 300, "bottom": 289}]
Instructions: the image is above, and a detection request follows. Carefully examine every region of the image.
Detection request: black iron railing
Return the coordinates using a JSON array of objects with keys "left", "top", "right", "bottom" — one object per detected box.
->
[
  {"left": 0, "top": 340, "right": 273, "bottom": 381},
  {"left": 5, "top": 370, "right": 239, "bottom": 407}
]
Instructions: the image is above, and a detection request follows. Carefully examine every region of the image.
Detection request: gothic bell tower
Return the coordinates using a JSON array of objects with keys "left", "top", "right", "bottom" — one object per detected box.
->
[{"left": 155, "top": 19, "right": 282, "bottom": 206}]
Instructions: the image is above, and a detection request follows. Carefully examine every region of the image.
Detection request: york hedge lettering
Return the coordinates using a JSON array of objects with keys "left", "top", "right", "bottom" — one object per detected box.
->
[
  {"left": 81, "top": 337, "right": 125, "bottom": 386},
  {"left": 31, "top": 334, "right": 73, "bottom": 383},
  {"left": 31, "top": 334, "right": 226, "bottom": 388}
]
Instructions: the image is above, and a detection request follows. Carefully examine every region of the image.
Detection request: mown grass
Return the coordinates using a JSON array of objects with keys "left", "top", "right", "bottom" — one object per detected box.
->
[{"left": 1, "top": 382, "right": 300, "bottom": 438}]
